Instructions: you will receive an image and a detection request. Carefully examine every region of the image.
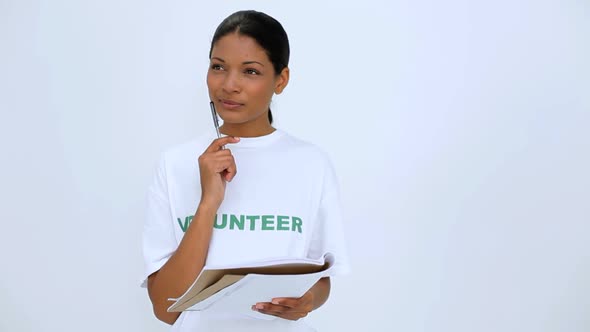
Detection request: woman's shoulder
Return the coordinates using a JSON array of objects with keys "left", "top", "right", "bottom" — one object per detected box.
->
[
  {"left": 278, "top": 129, "right": 328, "bottom": 153},
  {"left": 277, "top": 129, "right": 335, "bottom": 167}
]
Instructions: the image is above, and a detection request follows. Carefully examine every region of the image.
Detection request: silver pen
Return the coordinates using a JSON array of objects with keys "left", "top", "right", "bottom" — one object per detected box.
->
[{"left": 209, "top": 101, "right": 224, "bottom": 149}]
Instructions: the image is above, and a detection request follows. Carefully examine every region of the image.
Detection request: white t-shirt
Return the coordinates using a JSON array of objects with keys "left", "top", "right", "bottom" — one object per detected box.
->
[{"left": 141, "top": 128, "right": 351, "bottom": 331}]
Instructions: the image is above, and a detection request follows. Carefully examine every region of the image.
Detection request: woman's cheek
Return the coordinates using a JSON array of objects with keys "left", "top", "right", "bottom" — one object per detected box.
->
[{"left": 250, "top": 82, "right": 275, "bottom": 104}]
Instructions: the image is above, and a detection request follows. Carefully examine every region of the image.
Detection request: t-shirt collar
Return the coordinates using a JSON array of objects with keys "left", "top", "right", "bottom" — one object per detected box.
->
[{"left": 219, "top": 128, "right": 284, "bottom": 148}]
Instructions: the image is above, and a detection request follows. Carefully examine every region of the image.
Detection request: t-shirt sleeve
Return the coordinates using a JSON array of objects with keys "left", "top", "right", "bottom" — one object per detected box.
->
[
  {"left": 307, "top": 151, "right": 352, "bottom": 277},
  {"left": 140, "top": 153, "right": 177, "bottom": 288}
]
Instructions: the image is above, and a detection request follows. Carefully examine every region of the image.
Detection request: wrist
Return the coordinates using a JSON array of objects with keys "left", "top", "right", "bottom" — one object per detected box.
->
[{"left": 197, "top": 200, "right": 219, "bottom": 217}]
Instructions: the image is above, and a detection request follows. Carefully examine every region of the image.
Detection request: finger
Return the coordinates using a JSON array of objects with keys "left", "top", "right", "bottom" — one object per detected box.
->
[
  {"left": 254, "top": 302, "right": 309, "bottom": 314},
  {"left": 224, "top": 158, "right": 237, "bottom": 182},
  {"left": 210, "top": 150, "right": 236, "bottom": 181},
  {"left": 254, "top": 303, "right": 288, "bottom": 313},
  {"left": 214, "top": 156, "right": 237, "bottom": 181},
  {"left": 202, "top": 150, "right": 233, "bottom": 167},
  {"left": 271, "top": 297, "right": 301, "bottom": 309},
  {"left": 200, "top": 157, "right": 233, "bottom": 174},
  {"left": 253, "top": 307, "right": 286, "bottom": 317},
  {"left": 212, "top": 156, "right": 234, "bottom": 173},
  {"left": 205, "top": 136, "right": 240, "bottom": 153},
  {"left": 211, "top": 149, "right": 233, "bottom": 157},
  {"left": 252, "top": 306, "right": 307, "bottom": 321}
]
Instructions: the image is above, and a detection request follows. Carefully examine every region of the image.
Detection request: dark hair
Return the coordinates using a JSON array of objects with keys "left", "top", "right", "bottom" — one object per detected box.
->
[{"left": 209, "top": 10, "right": 290, "bottom": 125}]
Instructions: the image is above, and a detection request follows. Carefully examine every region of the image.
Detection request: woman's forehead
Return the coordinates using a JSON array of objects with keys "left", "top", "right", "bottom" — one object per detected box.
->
[{"left": 210, "top": 33, "right": 270, "bottom": 64}]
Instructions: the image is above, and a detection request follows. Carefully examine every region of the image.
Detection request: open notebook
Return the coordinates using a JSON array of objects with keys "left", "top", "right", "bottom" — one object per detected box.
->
[{"left": 167, "top": 253, "right": 334, "bottom": 320}]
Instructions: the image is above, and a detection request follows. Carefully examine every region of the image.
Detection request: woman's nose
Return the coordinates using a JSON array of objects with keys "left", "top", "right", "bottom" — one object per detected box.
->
[{"left": 221, "top": 71, "right": 241, "bottom": 93}]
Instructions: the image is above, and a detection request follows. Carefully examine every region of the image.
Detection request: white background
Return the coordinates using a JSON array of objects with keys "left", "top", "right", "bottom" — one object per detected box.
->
[{"left": 1, "top": 0, "right": 589, "bottom": 331}]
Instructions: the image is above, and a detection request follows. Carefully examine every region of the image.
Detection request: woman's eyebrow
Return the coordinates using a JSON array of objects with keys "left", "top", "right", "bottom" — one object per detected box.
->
[
  {"left": 211, "top": 57, "right": 264, "bottom": 67},
  {"left": 243, "top": 61, "right": 264, "bottom": 66}
]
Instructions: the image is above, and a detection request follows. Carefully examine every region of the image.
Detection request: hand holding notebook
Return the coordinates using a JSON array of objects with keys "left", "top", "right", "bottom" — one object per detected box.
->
[{"left": 167, "top": 253, "right": 335, "bottom": 320}]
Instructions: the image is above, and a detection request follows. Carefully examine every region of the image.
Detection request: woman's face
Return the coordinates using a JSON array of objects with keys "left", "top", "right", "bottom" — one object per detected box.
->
[{"left": 207, "top": 33, "right": 288, "bottom": 126}]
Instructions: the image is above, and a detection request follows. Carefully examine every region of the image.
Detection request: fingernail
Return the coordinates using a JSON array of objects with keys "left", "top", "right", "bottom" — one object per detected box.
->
[
  {"left": 256, "top": 304, "right": 264, "bottom": 309},
  {"left": 272, "top": 299, "right": 280, "bottom": 305}
]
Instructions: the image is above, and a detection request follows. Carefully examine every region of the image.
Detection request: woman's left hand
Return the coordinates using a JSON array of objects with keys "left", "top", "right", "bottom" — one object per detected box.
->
[{"left": 252, "top": 290, "right": 314, "bottom": 321}]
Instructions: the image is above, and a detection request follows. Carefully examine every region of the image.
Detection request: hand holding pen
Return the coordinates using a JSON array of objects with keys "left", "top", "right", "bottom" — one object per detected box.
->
[{"left": 197, "top": 101, "right": 240, "bottom": 208}]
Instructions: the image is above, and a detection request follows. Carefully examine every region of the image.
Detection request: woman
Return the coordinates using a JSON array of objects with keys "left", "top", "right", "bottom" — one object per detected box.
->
[{"left": 141, "top": 10, "right": 350, "bottom": 331}]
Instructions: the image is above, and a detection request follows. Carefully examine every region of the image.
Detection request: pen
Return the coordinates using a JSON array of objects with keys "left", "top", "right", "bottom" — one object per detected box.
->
[{"left": 209, "top": 101, "right": 224, "bottom": 150}]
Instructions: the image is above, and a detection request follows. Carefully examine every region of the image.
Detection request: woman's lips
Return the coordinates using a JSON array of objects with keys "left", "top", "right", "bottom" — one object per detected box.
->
[{"left": 220, "top": 99, "right": 244, "bottom": 110}]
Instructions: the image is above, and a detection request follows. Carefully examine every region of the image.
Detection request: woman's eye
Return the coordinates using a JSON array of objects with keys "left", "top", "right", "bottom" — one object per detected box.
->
[
  {"left": 245, "top": 69, "right": 259, "bottom": 75},
  {"left": 211, "top": 64, "right": 223, "bottom": 71}
]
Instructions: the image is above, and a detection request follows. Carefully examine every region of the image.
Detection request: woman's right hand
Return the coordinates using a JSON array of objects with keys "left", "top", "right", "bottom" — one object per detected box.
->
[{"left": 198, "top": 136, "right": 240, "bottom": 208}]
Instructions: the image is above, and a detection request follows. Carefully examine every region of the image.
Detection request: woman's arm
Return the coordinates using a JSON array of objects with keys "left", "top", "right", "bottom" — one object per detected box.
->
[
  {"left": 147, "top": 202, "right": 217, "bottom": 325},
  {"left": 309, "top": 276, "right": 331, "bottom": 310},
  {"left": 146, "top": 135, "right": 239, "bottom": 325},
  {"left": 253, "top": 276, "right": 331, "bottom": 320}
]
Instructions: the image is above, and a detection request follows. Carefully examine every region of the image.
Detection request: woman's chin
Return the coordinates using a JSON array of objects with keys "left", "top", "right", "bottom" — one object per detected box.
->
[{"left": 218, "top": 115, "right": 249, "bottom": 125}]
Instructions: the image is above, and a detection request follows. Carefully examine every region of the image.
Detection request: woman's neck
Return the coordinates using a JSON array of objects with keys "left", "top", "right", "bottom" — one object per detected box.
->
[{"left": 219, "top": 123, "right": 275, "bottom": 138}]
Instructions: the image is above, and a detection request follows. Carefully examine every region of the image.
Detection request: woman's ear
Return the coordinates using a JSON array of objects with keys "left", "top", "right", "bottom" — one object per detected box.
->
[{"left": 274, "top": 67, "right": 290, "bottom": 95}]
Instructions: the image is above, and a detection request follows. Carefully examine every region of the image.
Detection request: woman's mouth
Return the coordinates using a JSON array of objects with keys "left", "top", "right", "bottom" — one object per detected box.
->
[{"left": 220, "top": 99, "right": 244, "bottom": 110}]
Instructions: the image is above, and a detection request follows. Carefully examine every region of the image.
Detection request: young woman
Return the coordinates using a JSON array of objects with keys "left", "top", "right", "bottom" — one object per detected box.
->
[{"left": 141, "top": 10, "right": 350, "bottom": 331}]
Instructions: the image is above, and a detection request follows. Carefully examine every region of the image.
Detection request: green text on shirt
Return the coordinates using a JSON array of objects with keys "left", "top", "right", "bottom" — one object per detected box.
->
[{"left": 177, "top": 213, "right": 303, "bottom": 233}]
